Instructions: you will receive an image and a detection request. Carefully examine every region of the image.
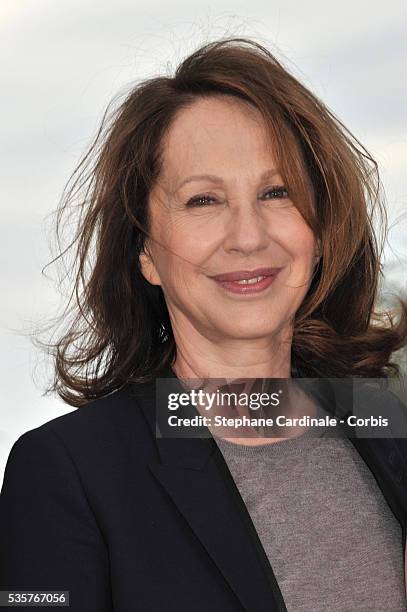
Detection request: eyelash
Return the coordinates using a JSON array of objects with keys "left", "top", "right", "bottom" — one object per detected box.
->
[{"left": 186, "top": 186, "right": 289, "bottom": 207}]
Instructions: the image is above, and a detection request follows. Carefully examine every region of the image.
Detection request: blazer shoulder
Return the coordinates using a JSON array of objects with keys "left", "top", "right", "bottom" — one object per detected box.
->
[
  {"left": 28, "top": 381, "right": 152, "bottom": 435},
  {"left": 7, "top": 381, "right": 157, "bottom": 472},
  {"left": 0, "top": 412, "right": 112, "bottom": 610}
]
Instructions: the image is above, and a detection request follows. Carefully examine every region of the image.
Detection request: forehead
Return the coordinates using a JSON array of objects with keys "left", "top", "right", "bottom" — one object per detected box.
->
[{"left": 158, "top": 96, "right": 277, "bottom": 182}]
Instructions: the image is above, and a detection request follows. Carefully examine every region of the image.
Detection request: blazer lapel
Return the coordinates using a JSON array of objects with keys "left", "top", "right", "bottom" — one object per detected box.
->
[
  {"left": 318, "top": 377, "right": 407, "bottom": 528},
  {"left": 139, "top": 367, "right": 287, "bottom": 612}
]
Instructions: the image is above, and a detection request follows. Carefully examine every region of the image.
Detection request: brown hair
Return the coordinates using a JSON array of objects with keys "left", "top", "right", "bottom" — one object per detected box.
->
[{"left": 36, "top": 37, "right": 407, "bottom": 406}]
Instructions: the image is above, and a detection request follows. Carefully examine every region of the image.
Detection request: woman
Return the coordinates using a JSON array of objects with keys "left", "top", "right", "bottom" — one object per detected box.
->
[{"left": 1, "top": 38, "right": 407, "bottom": 611}]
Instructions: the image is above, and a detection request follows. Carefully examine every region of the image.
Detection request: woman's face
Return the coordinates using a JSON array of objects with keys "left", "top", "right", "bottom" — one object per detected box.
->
[{"left": 140, "top": 96, "right": 318, "bottom": 344}]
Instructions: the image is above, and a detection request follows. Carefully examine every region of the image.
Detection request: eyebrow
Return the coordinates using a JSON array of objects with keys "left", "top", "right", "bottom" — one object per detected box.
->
[{"left": 176, "top": 168, "right": 281, "bottom": 191}]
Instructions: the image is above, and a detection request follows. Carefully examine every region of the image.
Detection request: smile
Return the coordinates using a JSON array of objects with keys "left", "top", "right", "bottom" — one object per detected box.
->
[{"left": 211, "top": 272, "right": 280, "bottom": 295}]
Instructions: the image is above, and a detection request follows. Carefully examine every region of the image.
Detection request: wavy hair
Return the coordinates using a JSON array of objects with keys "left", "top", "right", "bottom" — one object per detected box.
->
[{"left": 36, "top": 37, "right": 407, "bottom": 406}]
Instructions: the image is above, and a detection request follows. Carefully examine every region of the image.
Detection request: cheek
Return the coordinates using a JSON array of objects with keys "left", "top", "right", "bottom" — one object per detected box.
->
[
  {"left": 276, "top": 224, "right": 317, "bottom": 286},
  {"left": 167, "top": 221, "right": 217, "bottom": 270},
  {"left": 279, "top": 218, "right": 316, "bottom": 260}
]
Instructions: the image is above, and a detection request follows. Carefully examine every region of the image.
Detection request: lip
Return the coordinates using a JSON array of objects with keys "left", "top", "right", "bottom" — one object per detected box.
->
[
  {"left": 210, "top": 267, "right": 282, "bottom": 282},
  {"left": 210, "top": 268, "right": 282, "bottom": 296}
]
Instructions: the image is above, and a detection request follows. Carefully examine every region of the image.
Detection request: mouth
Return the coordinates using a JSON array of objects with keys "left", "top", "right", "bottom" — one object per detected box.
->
[
  {"left": 210, "top": 267, "right": 282, "bottom": 282},
  {"left": 209, "top": 268, "right": 282, "bottom": 296}
]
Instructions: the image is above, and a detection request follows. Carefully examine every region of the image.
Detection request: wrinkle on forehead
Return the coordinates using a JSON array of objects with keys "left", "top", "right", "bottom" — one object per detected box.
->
[{"left": 155, "top": 95, "right": 280, "bottom": 195}]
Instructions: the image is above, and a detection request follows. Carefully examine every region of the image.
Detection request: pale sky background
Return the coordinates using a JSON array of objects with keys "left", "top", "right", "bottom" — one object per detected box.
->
[{"left": 1, "top": 0, "right": 406, "bottom": 484}]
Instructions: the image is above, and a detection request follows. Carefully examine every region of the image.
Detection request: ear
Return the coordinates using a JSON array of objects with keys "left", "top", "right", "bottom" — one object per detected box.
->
[{"left": 139, "top": 244, "right": 162, "bottom": 286}]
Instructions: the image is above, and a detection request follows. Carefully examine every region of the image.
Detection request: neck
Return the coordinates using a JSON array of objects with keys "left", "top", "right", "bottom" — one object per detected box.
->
[{"left": 170, "top": 322, "right": 293, "bottom": 381}]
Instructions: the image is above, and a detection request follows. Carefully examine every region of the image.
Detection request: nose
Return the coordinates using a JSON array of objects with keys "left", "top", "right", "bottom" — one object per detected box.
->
[{"left": 222, "top": 203, "right": 270, "bottom": 255}]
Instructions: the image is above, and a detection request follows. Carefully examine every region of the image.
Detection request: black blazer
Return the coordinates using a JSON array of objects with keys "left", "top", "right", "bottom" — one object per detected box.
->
[{"left": 1, "top": 365, "right": 407, "bottom": 611}]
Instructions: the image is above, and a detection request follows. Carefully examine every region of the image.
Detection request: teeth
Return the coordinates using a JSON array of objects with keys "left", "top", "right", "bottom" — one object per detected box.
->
[{"left": 234, "top": 275, "right": 266, "bottom": 285}]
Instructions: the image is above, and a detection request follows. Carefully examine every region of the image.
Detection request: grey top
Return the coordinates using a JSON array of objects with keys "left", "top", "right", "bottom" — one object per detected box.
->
[{"left": 213, "top": 419, "right": 407, "bottom": 611}]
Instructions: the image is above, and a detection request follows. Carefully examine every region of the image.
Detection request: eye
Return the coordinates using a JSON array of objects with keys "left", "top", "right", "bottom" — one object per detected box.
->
[
  {"left": 261, "top": 185, "right": 289, "bottom": 200},
  {"left": 185, "top": 185, "right": 289, "bottom": 208},
  {"left": 185, "top": 194, "right": 217, "bottom": 207}
]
